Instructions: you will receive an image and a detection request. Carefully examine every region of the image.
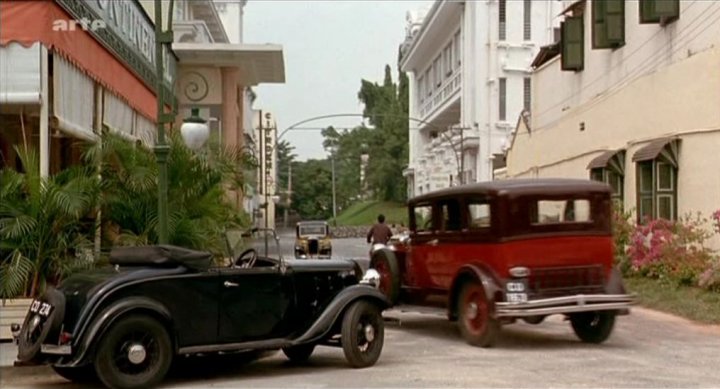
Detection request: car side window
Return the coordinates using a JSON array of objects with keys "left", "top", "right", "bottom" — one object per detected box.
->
[
  {"left": 439, "top": 199, "right": 462, "bottom": 232},
  {"left": 468, "top": 202, "right": 491, "bottom": 229},
  {"left": 412, "top": 204, "right": 434, "bottom": 233}
]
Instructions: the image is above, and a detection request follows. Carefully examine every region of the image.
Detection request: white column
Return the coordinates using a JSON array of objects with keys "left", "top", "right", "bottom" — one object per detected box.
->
[{"left": 40, "top": 45, "right": 49, "bottom": 177}]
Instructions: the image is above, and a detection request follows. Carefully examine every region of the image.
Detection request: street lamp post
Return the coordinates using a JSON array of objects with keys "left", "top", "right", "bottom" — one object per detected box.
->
[
  {"left": 153, "top": 0, "right": 209, "bottom": 244},
  {"left": 328, "top": 144, "right": 338, "bottom": 226}
]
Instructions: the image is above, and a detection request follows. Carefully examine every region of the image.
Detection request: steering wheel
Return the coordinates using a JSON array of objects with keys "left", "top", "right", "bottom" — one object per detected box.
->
[{"left": 233, "top": 248, "right": 258, "bottom": 269}]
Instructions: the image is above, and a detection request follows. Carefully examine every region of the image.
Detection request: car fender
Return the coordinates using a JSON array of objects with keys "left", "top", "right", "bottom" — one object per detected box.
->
[
  {"left": 291, "top": 284, "right": 389, "bottom": 345},
  {"left": 605, "top": 266, "right": 631, "bottom": 315},
  {"left": 448, "top": 264, "right": 502, "bottom": 321},
  {"left": 64, "top": 296, "right": 173, "bottom": 366}
]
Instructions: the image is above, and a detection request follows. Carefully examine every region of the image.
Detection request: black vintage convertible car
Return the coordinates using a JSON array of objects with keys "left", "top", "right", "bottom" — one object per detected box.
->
[{"left": 13, "top": 233, "right": 387, "bottom": 389}]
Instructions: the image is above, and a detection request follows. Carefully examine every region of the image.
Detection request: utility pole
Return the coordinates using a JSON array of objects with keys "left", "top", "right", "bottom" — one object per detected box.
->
[
  {"left": 284, "top": 163, "right": 291, "bottom": 228},
  {"left": 331, "top": 150, "right": 337, "bottom": 226},
  {"left": 259, "top": 110, "right": 268, "bottom": 258}
]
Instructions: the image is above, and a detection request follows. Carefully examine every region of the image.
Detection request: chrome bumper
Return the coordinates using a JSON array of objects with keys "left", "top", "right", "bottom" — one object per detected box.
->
[{"left": 496, "top": 293, "right": 635, "bottom": 317}]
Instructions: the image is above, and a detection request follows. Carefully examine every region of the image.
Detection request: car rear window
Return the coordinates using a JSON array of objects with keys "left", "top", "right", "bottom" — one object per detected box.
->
[{"left": 532, "top": 199, "right": 592, "bottom": 224}]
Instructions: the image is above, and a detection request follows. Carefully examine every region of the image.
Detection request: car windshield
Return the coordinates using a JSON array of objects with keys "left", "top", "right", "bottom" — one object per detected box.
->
[{"left": 299, "top": 224, "right": 326, "bottom": 236}]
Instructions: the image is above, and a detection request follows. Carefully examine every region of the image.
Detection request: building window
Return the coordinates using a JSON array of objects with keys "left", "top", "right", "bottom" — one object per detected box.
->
[
  {"left": 634, "top": 140, "right": 679, "bottom": 222},
  {"left": 418, "top": 75, "right": 424, "bottom": 103},
  {"left": 588, "top": 150, "right": 625, "bottom": 205},
  {"left": 592, "top": 0, "right": 625, "bottom": 49},
  {"left": 444, "top": 43, "right": 453, "bottom": 77},
  {"left": 454, "top": 30, "right": 461, "bottom": 68},
  {"left": 433, "top": 55, "right": 442, "bottom": 87},
  {"left": 499, "top": 0, "right": 506, "bottom": 41},
  {"left": 425, "top": 68, "right": 432, "bottom": 96},
  {"left": 640, "top": 0, "right": 679, "bottom": 24},
  {"left": 523, "top": 0, "right": 532, "bottom": 40},
  {"left": 561, "top": 16, "right": 584, "bottom": 71},
  {"left": 498, "top": 77, "right": 506, "bottom": 121},
  {"left": 523, "top": 77, "right": 531, "bottom": 112}
]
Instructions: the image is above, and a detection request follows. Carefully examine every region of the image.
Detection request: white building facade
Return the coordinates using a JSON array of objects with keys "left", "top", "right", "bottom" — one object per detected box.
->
[
  {"left": 399, "top": 0, "right": 562, "bottom": 198},
  {"left": 504, "top": 0, "right": 720, "bottom": 248}
]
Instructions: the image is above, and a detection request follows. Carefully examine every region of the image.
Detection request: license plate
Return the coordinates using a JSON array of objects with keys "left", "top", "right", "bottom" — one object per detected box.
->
[
  {"left": 506, "top": 280, "right": 528, "bottom": 304},
  {"left": 29, "top": 300, "right": 53, "bottom": 317}
]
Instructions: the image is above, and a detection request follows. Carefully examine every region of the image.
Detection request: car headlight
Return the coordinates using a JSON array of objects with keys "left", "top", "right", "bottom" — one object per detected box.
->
[{"left": 360, "top": 269, "right": 381, "bottom": 288}]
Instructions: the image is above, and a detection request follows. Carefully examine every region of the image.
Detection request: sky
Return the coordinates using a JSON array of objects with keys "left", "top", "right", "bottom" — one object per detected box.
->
[{"left": 244, "top": 0, "right": 432, "bottom": 161}]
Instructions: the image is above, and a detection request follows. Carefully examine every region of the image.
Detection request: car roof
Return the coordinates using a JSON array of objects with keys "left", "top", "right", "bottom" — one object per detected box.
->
[{"left": 409, "top": 178, "right": 611, "bottom": 204}]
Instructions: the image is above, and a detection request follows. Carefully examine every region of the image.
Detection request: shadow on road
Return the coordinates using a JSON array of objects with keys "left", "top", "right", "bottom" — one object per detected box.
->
[{"left": 384, "top": 313, "right": 631, "bottom": 351}]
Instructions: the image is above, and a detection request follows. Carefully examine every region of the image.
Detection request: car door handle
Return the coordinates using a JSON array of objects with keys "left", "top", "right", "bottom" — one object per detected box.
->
[
  {"left": 224, "top": 281, "right": 239, "bottom": 288},
  {"left": 427, "top": 239, "right": 439, "bottom": 246}
]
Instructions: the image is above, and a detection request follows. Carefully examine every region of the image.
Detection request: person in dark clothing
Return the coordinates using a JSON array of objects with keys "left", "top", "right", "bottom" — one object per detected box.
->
[{"left": 367, "top": 214, "right": 393, "bottom": 245}]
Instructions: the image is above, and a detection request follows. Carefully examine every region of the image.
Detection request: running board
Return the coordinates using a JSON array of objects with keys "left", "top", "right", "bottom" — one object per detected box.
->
[{"left": 179, "top": 338, "right": 292, "bottom": 355}]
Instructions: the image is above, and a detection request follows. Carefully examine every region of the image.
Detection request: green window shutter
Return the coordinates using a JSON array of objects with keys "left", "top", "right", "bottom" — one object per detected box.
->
[
  {"left": 594, "top": 0, "right": 625, "bottom": 48},
  {"left": 561, "top": 17, "right": 584, "bottom": 71},
  {"left": 605, "top": 0, "right": 625, "bottom": 46},
  {"left": 640, "top": 0, "right": 679, "bottom": 24},
  {"left": 592, "top": 0, "right": 609, "bottom": 49}
]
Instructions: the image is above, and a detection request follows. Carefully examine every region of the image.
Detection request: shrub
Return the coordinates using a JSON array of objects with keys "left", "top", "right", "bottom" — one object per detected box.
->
[
  {"left": 611, "top": 203, "right": 634, "bottom": 276},
  {"left": 627, "top": 213, "right": 716, "bottom": 288}
]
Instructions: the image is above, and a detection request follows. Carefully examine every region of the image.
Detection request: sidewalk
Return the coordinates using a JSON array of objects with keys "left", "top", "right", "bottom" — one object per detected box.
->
[{"left": 1, "top": 342, "right": 17, "bottom": 367}]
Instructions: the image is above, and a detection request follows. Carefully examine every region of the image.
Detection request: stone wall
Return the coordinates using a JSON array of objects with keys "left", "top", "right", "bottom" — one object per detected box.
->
[{"left": 330, "top": 226, "right": 371, "bottom": 239}]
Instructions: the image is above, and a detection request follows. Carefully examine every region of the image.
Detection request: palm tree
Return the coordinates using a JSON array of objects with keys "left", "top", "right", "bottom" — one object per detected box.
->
[
  {"left": 0, "top": 147, "right": 98, "bottom": 298},
  {"left": 92, "top": 132, "right": 253, "bottom": 255}
]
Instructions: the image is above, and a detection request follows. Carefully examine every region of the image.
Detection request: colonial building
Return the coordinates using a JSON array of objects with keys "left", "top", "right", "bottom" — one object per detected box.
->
[
  {"left": 399, "top": 0, "right": 562, "bottom": 198},
  {"left": 143, "top": 0, "right": 285, "bottom": 214},
  {"left": 503, "top": 0, "right": 720, "bottom": 247}
]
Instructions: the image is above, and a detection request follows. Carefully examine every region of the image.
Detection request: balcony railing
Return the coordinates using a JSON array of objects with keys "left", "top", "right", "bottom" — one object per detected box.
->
[{"left": 419, "top": 70, "right": 462, "bottom": 119}]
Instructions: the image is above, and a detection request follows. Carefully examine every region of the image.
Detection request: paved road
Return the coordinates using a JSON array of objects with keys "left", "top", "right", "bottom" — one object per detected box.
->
[
  {"left": 3, "top": 236, "right": 720, "bottom": 388},
  {"left": 2, "top": 307, "right": 720, "bottom": 388}
]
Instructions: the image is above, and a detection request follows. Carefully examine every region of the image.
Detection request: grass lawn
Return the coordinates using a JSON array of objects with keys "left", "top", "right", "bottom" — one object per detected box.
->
[
  {"left": 626, "top": 276, "right": 720, "bottom": 324},
  {"left": 335, "top": 201, "right": 408, "bottom": 226}
]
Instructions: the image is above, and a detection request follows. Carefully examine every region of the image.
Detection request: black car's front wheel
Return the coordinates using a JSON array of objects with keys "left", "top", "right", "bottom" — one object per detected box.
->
[
  {"left": 94, "top": 314, "right": 173, "bottom": 389},
  {"left": 341, "top": 300, "right": 384, "bottom": 368},
  {"left": 282, "top": 343, "right": 316, "bottom": 363}
]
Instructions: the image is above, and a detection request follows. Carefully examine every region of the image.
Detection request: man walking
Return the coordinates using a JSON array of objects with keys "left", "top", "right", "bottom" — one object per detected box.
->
[{"left": 367, "top": 214, "right": 393, "bottom": 245}]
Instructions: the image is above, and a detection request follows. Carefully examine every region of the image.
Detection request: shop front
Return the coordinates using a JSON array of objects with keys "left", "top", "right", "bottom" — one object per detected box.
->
[{"left": 0, "top": 0, "right": 169, "bottom": 174}]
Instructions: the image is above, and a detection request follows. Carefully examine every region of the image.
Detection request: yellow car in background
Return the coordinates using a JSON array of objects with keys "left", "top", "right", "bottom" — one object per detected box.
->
[{"left": 295, "top": 221, "right": 332, "bottom": 259}]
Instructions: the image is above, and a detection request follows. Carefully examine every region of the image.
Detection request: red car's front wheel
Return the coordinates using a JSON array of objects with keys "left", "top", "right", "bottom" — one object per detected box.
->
[{"left": 457, "top": 282, "right": 500, "bottom": 347}]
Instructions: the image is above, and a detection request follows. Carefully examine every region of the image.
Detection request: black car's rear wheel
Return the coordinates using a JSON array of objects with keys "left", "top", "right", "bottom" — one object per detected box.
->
[
  {"left": 282, "top": 343, "right": 316, "bottom": 363},
  {"left": 457, "top": 282, "right": 500, "bottom": 347},
  {"left": 52, "top": 365, "right": 98, "bottom": 384},
  {"left": 95, "top": 315, "right": 172, "bottom": 389},
  {"left": 17, "top": 288, "right": 65, "bottom": 363},
  {"left": 370, "top": 249, "right": 400, "bottom": 305},
  {"left": 570, "top": 311, "right": 616, "bottom": 343},
  {"left": 341, "top": 300, "right": 384, "bottom": 368}
]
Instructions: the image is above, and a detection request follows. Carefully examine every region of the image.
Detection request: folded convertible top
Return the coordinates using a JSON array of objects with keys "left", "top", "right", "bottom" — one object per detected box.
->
[{"left": 109, "top": 245, "right": 213, "bottom": 271}]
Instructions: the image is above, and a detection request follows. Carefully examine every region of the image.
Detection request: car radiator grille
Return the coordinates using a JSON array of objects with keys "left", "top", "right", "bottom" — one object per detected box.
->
[
  {"left": 528, "top": 265, "right": 605, "bottom": 298},
  {"left": 308, "top": 239, "right": 319, "bottom": 254}
]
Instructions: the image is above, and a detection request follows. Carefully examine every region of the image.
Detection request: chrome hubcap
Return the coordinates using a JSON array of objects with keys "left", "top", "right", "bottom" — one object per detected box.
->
[
  {"left": 364, "top": 324, "right": 375, "bottom": 343},
  {"left": 127, "top": 344, "right": 147, "bottom": 364},
  {"left": 466, "top": 302, "right": 478, "bottom": 320}
]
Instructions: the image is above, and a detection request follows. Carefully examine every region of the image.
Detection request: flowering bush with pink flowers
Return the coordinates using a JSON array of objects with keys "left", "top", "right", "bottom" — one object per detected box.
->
[{"left": 614, "top": 208, "right": 720, "bottom": 291}]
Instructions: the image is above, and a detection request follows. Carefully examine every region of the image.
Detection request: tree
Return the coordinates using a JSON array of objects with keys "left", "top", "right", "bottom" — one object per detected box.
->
[
  {"left": 274, "top": 139, "right": 297, "bottom": 221},
  {"left": 0, "top": 147, "right": 98, "bottom": 298},
  {"left": 87, "top": 132, "right": 252, "bottom": 255},
  {"left": 356, "top": 64, "right": 409, "bottom": 202},
  {"left": 290, "top": 159, "right": 333, "bottom": 220}
]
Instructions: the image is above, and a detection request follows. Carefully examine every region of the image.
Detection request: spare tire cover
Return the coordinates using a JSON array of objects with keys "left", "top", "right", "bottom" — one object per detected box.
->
[{"left": 17, "top": 287, "right": 66, "bottom": 363}]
